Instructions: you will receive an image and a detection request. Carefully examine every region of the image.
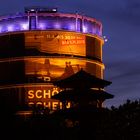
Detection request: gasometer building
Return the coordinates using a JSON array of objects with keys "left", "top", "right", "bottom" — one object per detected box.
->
[{"left": 0, "top": 7, "right": 105, "bottom": 110}]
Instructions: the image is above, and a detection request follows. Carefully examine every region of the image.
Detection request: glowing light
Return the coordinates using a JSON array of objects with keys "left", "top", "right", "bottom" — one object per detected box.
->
[
  {"left": 103, "top": 36, "right": 108, "bottom": 42},
  {"left": 38, "top": 23, "right": 46, "bottom": 29},
  {"left": 7, "top": 25, "right": 14, "bottom": 31},
  {"left": 54, "top": 22, "right": 61, "bottom": 29},
  {"left": 16, "top": 111, "right": 33, "bottom": 116},
  {"left": 0, "top": 13, "right": 103, "bottom": 37},
  {"left": 68, "top": 23, "right": 75, "bottom": 31},
  {"left": 0, "top": 26, "right": 2, "bottom": 32},
  {"left": 21, "top": 23, "right": 29, "bottom": 30},
  {"left": 83, "top": 25, "right": 88, "bottom": 33},
  {"left": 52, "top": 8, "right": 57, "bottom": 12},
  {"left": 30, "top": 9, "right": 35, "bottom": 12}
]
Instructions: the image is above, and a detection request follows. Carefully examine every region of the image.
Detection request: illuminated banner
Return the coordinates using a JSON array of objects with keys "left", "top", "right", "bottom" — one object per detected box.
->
[
  {"left": 24, "top": 85, "right": 70, "bottom": 110},
  {"left": 25, "top": 31, "right": 86, "bottom": 56}
]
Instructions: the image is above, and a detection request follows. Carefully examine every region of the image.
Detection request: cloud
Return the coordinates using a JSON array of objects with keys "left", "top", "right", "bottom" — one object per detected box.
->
[
  {"left": 105, "top": 58, "right": 140, "bottom": 91},
  {"left": 104, "top": 56, "right": 140, "bottom": 103}
]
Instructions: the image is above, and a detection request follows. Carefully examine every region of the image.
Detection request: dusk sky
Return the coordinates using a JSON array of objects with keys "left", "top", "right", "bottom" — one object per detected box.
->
[{"left": 0, "top": 0, "right": 140, "bottom": 107}]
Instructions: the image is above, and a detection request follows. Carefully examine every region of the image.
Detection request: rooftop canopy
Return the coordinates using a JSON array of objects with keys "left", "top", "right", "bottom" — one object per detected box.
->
[
  {"left": 53, "top": 69, "right": 112, "bottom": 89},
  {"left": 51, "top": 89, "right": 114, "bottom": 102}
]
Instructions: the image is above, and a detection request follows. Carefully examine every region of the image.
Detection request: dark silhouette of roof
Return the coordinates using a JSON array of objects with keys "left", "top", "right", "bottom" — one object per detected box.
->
[
  {"left": 53, "top": 69, "right": 112, "bottom": 88},
  {"left": 51, "top": 89, "right": 114, "bottom": 102}
]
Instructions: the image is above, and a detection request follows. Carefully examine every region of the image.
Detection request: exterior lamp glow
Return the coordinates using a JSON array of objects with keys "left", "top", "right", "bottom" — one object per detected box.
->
[
  {"left": 7, "top": 25, "right": 14, "bottom": 31},
  {"left": 54, "top": 23, "right": 61, "bottom": 29},
  {"left": 38, "top": 23, "right": 46, "bottom": 30},
  {"left": 21, "top": 23, "right": 29, "bottom": 30},
  {"left": 83, "top": 26, "right": 87, "bottom": 33}
]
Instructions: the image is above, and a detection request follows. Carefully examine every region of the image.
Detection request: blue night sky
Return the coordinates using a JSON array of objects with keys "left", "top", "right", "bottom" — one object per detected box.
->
[{"left": 0, "top": 0, "right": 140, "bottom": 107}]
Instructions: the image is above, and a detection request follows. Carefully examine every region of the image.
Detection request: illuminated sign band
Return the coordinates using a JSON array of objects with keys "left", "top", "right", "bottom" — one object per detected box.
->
[
  {"left": 25, "top": 31, "right": 86, "bottom": 56},
  {"left": 24, "top": 85, "right": 70, "bottom": 110}
]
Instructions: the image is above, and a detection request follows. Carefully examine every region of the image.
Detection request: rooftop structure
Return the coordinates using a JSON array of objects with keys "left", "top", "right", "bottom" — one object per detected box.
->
[{"left": 52, "top": 69, "right": 113, "bottom": 108}]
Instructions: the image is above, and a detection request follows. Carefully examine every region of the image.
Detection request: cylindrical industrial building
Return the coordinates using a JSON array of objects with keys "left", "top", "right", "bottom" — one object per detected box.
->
[{"left": 0, "top": 7, "right": 105, "bottom": 111}]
